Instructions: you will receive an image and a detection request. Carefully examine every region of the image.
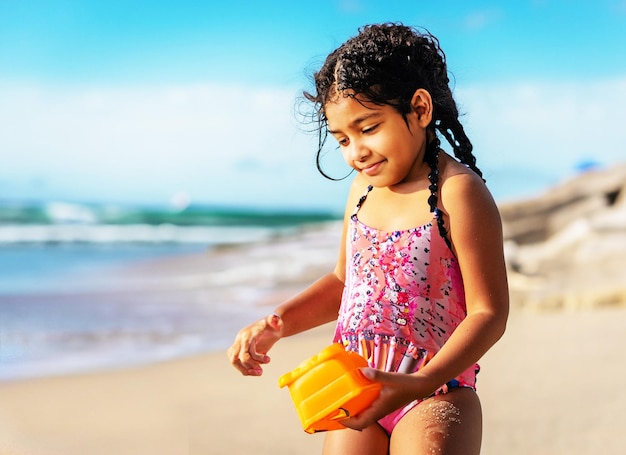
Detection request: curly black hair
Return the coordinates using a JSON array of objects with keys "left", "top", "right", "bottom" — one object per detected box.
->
[{"left": 303, "top": 22, "right": 483, "bottom": 182}]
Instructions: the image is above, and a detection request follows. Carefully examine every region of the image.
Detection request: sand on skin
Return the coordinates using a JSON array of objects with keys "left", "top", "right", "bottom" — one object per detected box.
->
[{"left": 0, "top": 307, "right": 625, "bottom": 455}]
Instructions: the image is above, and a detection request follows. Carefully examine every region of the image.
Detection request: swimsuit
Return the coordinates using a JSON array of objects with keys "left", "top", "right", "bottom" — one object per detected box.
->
[{"left": 333, "top": 185, "right": 479, "bottom": 435}]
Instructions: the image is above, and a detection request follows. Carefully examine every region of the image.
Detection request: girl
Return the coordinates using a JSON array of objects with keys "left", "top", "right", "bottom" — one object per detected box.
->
[{"left": 228, "top": 23, "right": 509, "bottom": 455}]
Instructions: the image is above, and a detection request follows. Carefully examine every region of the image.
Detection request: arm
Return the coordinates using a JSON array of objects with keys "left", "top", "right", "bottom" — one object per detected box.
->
[
  {"left": 227, "top": 179, "right": 364, "bottom": 376},
  {"left": 226, "top": 272, "right": 344, "bottom": 376},
  {"left": 410, "top": 169, "right": 509, "bottom": 393},
  {"left": 272, "top": 272, "right": 345, "bottom": 337},
  {"left": 273, "top": 176, "right": 367, "bottom": 335}
]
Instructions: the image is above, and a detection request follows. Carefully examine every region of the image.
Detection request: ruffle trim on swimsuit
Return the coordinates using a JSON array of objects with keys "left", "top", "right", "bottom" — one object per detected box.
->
[
  {"left": 333, "top": 330, "right": 479, "bottom": 388},
  {"left": 334, "top": 331, "right": 433, "bottom": 374}
]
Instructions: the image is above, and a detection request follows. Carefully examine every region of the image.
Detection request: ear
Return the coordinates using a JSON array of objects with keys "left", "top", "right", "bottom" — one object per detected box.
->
[{"left": 410, "top": 89, "right": 433, "bottom": 128}]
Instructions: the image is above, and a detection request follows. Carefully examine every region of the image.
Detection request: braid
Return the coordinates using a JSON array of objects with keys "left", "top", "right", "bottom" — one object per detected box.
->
[
  {"left": 424, "top": 137, "right": 452, "bottom": 249},
  {"left": 436, "top": 116, "right": 484, "bottom": 181}
]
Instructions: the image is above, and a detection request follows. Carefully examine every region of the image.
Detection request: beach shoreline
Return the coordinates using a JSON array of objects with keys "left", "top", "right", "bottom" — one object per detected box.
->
[
  {"left": 0, "top": 221, "right": 343, "bottom": 382},
  {"left": 1, "top": 307, "right": 625, "bottom": 454}
]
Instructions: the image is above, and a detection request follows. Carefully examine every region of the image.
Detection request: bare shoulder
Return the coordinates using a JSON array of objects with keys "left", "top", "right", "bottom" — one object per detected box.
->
[
  {"left": 437, "top": 154, "right": 503, "bottom": 251},
  {"left": 438, "top": 154, "right": 499, "bottom": 218},
  {"left": 338, "top": 173, "right": 371, "bottom": 234},
  {"left": 345, "top": 173, "right": 371, "bottom": 212}
]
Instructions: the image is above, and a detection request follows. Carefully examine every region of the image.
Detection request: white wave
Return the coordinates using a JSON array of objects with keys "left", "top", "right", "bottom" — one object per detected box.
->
[
  {"left": 45, "top": 202, "right": 98, "bottom": 224},
  {"left": 0, "top": 223, "right": 277, "bottom": 245}
]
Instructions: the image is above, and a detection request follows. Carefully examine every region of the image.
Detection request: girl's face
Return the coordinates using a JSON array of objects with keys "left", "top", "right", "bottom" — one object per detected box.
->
[{"left": 325, "top": 91, "right": 431, "bottom": 189}]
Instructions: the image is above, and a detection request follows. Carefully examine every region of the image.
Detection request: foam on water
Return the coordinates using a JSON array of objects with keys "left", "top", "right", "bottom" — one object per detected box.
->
[{"left": 0, "top": 221, "right": 342, "bottom": 381}]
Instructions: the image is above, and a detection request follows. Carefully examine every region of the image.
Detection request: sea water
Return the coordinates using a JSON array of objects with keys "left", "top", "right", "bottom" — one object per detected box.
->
[{"left": 0, "top": 201, "right": 340, "bottom": 381}]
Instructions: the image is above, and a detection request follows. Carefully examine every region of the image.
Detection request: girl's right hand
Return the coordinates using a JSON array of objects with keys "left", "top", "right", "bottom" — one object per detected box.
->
[{"left": 227, "top": 313, "right": 284, "bottom": 376}]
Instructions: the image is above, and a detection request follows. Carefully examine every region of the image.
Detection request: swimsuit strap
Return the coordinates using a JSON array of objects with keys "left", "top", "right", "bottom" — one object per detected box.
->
[
  {"left": 351, "top": 151, "right": 452, "bottom": 250},
  {"left": 351, "top": 184, "right": 374, "bottom": 219},
  {"left": 424, "top": 146, "right": 453, "bottom": 249}
]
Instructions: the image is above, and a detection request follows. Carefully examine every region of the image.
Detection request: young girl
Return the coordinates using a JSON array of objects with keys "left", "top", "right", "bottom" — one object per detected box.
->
[{"left": 228, "top": 23, "right": 509, "bottom": 455}]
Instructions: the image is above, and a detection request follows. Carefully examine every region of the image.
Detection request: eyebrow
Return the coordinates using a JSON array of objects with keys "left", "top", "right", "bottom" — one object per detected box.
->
[{"left": 327, "top": 112, "right": 382, "bottom": 135}]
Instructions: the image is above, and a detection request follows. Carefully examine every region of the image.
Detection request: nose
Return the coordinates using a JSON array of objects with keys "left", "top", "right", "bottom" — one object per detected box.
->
[{"left": 345, "top": 140, "right": 370, "bottom": 164}]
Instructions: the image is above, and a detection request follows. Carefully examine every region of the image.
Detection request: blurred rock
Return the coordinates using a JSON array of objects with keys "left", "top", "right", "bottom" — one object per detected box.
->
[{"left": 499, "top": 163, "right": 626, "bottom": 310}]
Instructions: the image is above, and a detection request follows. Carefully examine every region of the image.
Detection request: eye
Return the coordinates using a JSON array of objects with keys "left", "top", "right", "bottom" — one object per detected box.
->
[
  {"left": 362, "top": 124, "right": 379, "bottom": 134},
  {"left": 336, "top": 137, "right": 349, "bottom": 147}
]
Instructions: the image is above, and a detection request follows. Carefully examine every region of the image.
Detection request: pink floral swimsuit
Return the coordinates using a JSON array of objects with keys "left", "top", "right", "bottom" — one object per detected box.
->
[{"left": 333, "top": 185, "right": 479, "bottom": 435}]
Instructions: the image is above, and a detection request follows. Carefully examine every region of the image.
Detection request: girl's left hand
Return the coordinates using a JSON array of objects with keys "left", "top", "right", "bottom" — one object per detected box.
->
[{"left": 339, "top": 368, "right": 428, "bottom": 431}]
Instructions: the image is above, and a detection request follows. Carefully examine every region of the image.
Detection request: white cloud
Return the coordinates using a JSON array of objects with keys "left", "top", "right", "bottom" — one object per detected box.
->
[
  {"left": 0, "top": 82, "right": 350, "bottom": 209},
  {"left": 462, "top": 8, "right": 504, "bottom": 31},
  {"left": 337, "top": 0, "right": 362, "bottom": 14},
  {"left": 2, "top": 77, "right": 624, "bottom": 208},
  {"left": 454, "top": 77, "right": 626, "bottom": 197}
]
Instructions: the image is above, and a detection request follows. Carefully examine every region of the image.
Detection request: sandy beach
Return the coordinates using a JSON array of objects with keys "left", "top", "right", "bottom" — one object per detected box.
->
[{"left": 1, "top": 305, "right": 625, "bottom": 455}]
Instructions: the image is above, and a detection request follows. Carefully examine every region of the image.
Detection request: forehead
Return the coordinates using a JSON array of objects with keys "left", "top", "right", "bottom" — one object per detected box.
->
[{"left": 324, "top": 93, "right": 386, "bottom": 127}]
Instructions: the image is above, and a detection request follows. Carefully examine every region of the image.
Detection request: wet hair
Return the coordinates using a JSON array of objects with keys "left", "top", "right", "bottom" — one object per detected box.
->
[{"left": 303, "top": 22, "right": 484, "bottom": 182}]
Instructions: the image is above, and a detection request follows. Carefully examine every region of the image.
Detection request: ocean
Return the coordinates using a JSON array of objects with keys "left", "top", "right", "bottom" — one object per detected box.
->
[{"left": 0, "top": 200, "right": 341, "bottom": 381}]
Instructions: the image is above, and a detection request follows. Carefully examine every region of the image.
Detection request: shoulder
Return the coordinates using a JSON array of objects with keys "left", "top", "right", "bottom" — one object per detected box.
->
[
  {"left": 438, "top": 153, "right": 497, "bottom": 216},
  {"left": 437, "top": 153, "right": 502, "bottom": 244},
  {"left": 345, "top": 173, "right": 371, "bottom": 208}
]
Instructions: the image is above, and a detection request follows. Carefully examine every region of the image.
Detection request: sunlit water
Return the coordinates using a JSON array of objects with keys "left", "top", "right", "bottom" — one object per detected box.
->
[{"left": 0, "top": 202, "right": 340, "bottom": 380}]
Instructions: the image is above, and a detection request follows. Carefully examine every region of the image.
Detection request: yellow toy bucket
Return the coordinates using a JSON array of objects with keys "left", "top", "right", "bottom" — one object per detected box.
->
[{"left": 278, "top": 343, "right": 382, "bottom": 433}]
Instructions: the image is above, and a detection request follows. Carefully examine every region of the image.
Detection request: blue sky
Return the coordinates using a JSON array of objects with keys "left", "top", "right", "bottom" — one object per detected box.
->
[{"left": 1, "top": 0, "right": 625, "bottom": 211}]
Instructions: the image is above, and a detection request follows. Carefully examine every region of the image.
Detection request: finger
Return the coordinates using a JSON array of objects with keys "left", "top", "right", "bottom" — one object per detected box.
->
[
  {"left": 248, "top": 338, "right": 271, "bottom": 363},
  {"left": 227, "top": 339, "right": 263, "bottom": 376},
  {"left": 226, "top": 344, "right": 241, "bottom": 368},
  {"left": 360, "top": 367, "right": 378, "bottom": 381},
  {"left": 238, "top": 354, "right": 263, "bottom": 376},
  {"left": 241, "top": 338, "right": 271, "bottom": 375},
  {"left": 360, "top": 367, "right": 395, "bottom": 385},
  {"left": 232, "top": 361, "right": 255, "bottom": 376},
  {"left": 244, "top": 365, "right": 264, "bottom": 376},
  {"left": 227, "top": 345, "right": 249, "bottom": 375},
  {"left": 338, "top": 414, "right": 370, "bottom": 431},
  {"left": 233, "top": 355, "right": 263, "bottom": 376}
]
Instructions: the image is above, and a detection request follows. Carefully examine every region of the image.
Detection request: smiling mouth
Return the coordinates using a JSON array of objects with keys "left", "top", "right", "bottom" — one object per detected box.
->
[{"left": 361, "top": 161, "right": 383, "bottom": 175}]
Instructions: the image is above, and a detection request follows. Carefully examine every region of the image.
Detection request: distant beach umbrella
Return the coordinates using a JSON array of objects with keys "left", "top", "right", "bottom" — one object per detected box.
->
[{"left": 574, "top": 159, "right": 600, "bottom": 173}]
